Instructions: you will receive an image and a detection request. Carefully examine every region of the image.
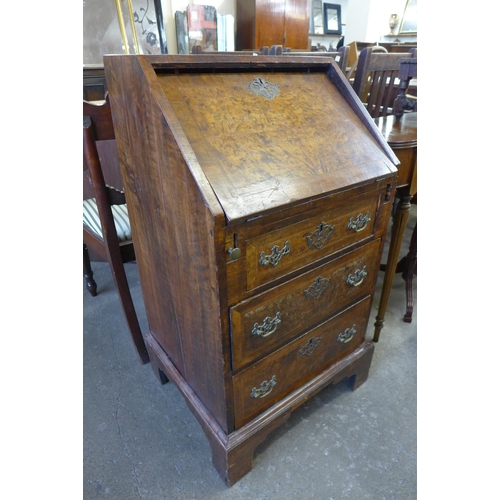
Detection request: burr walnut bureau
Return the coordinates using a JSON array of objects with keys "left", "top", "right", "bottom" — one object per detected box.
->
[{"left": 103, "top": 54, "right": 399, "bottom": 485}]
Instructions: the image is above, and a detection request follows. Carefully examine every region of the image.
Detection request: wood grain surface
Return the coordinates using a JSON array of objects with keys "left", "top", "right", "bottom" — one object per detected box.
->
[
  {"left": 158, "top": 70, "right": 396, "bottom": 222},
  {"left": 102, "top": 54, "right": 399, "bottom": 484}
]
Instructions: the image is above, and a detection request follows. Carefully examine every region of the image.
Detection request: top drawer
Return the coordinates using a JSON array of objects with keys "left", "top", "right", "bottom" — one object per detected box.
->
[{"left": 245, "top": 192, "right": 379, "bottom": 291}]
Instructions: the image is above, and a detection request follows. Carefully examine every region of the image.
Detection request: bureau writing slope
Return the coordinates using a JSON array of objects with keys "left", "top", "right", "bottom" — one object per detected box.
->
[{"left": 103, "top": 55, "right": 399, "bottom": 485}]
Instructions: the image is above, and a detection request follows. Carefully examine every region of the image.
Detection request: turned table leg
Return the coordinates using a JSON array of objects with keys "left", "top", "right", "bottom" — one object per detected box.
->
[{"left": 373, "top": 189, "right": 413, "bottom": 342}]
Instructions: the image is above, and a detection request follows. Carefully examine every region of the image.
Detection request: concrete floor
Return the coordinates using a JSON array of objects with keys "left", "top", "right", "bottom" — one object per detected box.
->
[{"left": 83, "top": 206, "right": 417, "bottom": 500}]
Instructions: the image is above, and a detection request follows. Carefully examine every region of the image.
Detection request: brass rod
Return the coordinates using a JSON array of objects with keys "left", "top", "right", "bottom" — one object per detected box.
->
[
  {"left": 114, "top": 0, "right": 130, "bottom": 54},
  {"left": 126, "top": 0, "right": 140, "bottom": 53}
]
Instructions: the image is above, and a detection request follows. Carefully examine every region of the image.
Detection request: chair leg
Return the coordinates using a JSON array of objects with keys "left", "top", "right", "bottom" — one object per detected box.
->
[
  {"left": 107, "top": 254, "right": 150, "bottom": 365},
  {"left": 402, "top": 223, "right": 417, "bottom": 323},
  {"left": 83, "top": 243, "right": 97, "bottom": 297}
]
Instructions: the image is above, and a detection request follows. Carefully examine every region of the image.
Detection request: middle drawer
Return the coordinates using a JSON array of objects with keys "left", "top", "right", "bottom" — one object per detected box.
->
[{"left": 231, "top": 238, "right": 381, "bottom": 371}]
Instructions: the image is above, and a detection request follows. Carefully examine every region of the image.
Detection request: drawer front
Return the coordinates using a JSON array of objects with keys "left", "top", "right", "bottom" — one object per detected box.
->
[
  {"left": 232, "top": 296, "right": 372, "bottom": 429},
  {"left": 245, "top": 193, "right": 379, "bottom": 291},
  {"left": 231, "top": 238, "right": 381, "bottom": 371}
]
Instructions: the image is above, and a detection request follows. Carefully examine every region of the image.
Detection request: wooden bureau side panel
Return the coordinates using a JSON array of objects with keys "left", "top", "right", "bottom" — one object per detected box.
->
[
  {"left": 104, "top": 55, "right": 233, "bottom": 432},
  {"left": 233, "top": 296, "right": 372, "bottom": 428},
  {"left": 103, "top": 58, "right": 184, "bottom": 375},
  {"left": 372, "top": 179, "right": 396, "bottom": 241}
]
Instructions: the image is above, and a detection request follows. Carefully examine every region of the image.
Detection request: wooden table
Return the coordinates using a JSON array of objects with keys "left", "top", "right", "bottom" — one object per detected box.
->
[{"left": 372, "top": 112, "right": 417, "bottom": 342}]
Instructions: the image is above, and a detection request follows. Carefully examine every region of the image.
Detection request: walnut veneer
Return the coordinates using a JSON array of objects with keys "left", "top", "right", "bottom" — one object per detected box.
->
[{"left": 103, "top": 54, "right": 399, "bottom": 485}]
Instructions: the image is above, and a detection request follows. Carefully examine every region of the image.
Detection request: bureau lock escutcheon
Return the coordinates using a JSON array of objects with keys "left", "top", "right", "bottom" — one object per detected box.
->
[
  {"left": 298, "top": 336, "right": 323, "bottom": 357},
  {"left": 306, "top": 221, "right": 335, "bottom": 249}
]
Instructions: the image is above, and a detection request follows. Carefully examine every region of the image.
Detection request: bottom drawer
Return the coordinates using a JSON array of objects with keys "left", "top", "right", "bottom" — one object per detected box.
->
[{"left": 232, "top": 296, "right": 372, "bottom": 429}]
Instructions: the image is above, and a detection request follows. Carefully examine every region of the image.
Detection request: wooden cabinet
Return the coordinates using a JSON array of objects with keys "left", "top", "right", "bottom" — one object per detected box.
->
[
  {"left": 103, "top": 54, "right": 399, "bottom": 486},
  {"left": 83, "top": 65, "right": 106, "bottom": 101},
  {"left": 236, "top": 0, "right": 311, "bottom": 50}
]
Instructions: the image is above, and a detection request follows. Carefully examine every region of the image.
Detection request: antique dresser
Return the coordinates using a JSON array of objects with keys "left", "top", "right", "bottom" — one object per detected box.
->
[{"left": 103, "top": 54, "right": 399, "bottom": 485}]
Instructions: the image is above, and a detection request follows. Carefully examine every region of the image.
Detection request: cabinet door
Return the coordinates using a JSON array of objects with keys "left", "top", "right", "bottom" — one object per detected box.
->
[
  {"left": 283, "top": 0, "right": 311, "bottom": 49},
  {"left": 256, "top": 0, "right": 286, "bottom": 47}
]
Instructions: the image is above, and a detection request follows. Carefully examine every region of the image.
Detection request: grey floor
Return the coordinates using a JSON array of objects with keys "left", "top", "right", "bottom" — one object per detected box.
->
[{"left": 83, "top": 205, "right": 417, "bottom": 500}]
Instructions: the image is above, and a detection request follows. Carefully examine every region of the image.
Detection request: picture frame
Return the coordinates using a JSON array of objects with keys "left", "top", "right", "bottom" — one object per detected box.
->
[
  {"left": 399, "top": 0, "right": 417, "bottom": 34},
  {"left": 323, "top": 3, "right": 342, "bottom": 35}
]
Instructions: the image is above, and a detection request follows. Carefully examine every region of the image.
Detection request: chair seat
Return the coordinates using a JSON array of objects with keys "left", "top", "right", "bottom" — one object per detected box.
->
[{"left": 83, "top": 198, "right": 132, "bottom": 242}]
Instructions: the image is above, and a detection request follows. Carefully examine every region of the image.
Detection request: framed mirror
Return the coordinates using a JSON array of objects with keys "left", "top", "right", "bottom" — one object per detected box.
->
[
  {"left": 323, "top": 3, "right": 342, "bottom": 35},
  {"left": 399, "top": 0, "right": 417, "bottom": 34},
  {"left": 311, "top": 0, "right": 324, "bottom": 35}
]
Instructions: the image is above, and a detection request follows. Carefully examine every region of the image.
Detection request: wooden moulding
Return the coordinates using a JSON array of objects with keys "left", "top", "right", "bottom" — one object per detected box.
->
[{"left": 146, "top": 331, "right": 374, "bottom": 486}]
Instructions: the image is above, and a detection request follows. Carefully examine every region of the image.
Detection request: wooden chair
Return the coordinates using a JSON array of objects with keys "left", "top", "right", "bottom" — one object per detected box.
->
[
  {"left": 83, "top": 96, "right": 149, "bottom": 364},
  {"left": 352, "top": 46, "right": 417, "bottom": 118},
  {"left": 345, "top": 45, "right": 388, "bottom": 83},
  {"left": 281, "top": 46, "right": 350, "bottom": 75},
  {"left": 393, "top": 58, "right": 417, "bottom": 116}
]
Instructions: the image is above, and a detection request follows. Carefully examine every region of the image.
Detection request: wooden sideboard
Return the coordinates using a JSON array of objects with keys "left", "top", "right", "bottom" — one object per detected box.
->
[
  {"left": 103, "top": 54, "right": 398, "bottom": 485},
  {"left": 83, "top": 65, "right": 106, "bottom": 101}
]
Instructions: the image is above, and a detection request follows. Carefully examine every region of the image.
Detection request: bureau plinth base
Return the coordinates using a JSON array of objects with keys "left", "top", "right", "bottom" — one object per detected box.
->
[{"left": 146, "top": 332, "right": 374, "bottom": 486}]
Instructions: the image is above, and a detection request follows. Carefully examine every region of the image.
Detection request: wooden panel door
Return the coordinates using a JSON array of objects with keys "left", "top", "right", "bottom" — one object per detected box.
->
[
  {"left": 255, "top": 0, "right": 286, "bottom": 48},
  {"left": 283, "top": 0, "right": 311, "bottom": 49},
  {"left": 237, "top": 0, "right": 311, "bottom": 50}
]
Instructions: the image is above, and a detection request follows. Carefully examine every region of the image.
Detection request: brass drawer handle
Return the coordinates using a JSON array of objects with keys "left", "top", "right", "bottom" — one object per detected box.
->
[
  {"left": 346, "top": 266, "right": 367, "bottom": 286},
  {"left": 259, "top": 240, "right": 291, "bottom": 267},
  {"left": 252, "top": 312, "right": 281, "bottom": 338},
  {"left": 306, "top": 221, "right": 335, "bottom": 249},
  {"left": 348, "top": 212, "right": 371, "bottom": 232},
  {"left": 304, "top": 276, "right": 331, "bottom": 300},
  {"left": 337, "top": 325, "right": 356, "bottom": 343},
  {"left": 298, "top": 336, "right": 323, "bottom": 357},
  {"left": 250, "top": 375, "right": 277, "bottom": 398}
]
